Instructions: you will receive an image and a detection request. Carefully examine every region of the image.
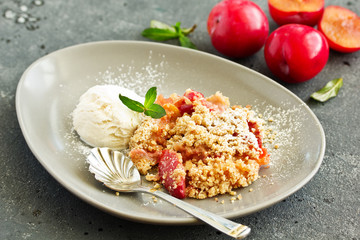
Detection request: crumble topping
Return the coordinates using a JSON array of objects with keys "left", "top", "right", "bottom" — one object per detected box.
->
[{"left": 129, "top": 89, "right": 269, "bottom": 199}]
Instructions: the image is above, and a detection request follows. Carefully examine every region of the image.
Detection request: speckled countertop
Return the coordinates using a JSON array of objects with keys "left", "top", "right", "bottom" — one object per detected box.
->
[{"left": 0, "top": 0, "right": 359, "bottom": 239}]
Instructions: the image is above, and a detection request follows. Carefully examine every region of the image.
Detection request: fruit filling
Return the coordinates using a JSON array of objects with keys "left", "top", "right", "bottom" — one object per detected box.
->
[{"left": 129, "top": 89, "right": 269, "bottom": 199}]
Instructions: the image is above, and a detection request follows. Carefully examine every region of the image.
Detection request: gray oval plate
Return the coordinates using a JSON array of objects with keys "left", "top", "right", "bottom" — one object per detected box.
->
[{"left": 16, "top": 41, "right": 325, "bottom": 224}]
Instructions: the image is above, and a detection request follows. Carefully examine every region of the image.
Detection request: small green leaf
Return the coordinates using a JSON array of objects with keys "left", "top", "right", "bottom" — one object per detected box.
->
[
  {"left": 310, "top": 78, "right": 343, "bottom": 102},
  {"left": 119, "top": 94, "right": 145, "bottom": 112},
  {"left": 119, "top": 87, "right": 167, "bottom": 119},
  {"left": 174, "top": 22, "right": 181, "bottom": 29},
  {"left": 144, "top": 87, "right": 157, "bottom": 108},
  {"left": 150, "top": 20, "right": 175, "bottom": 31},
  {"left": 144, "top": 103, "right": 167, "bottom": 119},
  {"left": 142, "top": 28, "right": 179, "bottom": 41},
  {"left": 174, "top": 22, "right": 196, "bottom": 49},
  {"left": 179, "top": 35, "right": 197, "bottom": 49},
  {"left": 173, "top": 22, "right": 182, "bottom": 35},
  {"left": 142, "top": 20, "right": 197, "bottom": 49}
]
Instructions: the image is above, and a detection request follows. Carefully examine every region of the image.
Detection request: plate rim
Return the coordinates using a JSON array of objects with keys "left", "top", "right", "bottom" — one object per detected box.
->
[{"left": 15, "top": 40, "right": 326, "bottom": 224}]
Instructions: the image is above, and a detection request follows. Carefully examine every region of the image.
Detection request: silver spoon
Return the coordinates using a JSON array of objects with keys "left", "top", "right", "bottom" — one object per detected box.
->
[{"left": 87, "top": 147, "right": 251, "bottom": 239}]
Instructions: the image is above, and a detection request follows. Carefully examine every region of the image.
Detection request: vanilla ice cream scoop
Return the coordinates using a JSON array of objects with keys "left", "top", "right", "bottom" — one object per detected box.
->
[{"left": 72, "top": 85, "right": 144, "bottom": 150}]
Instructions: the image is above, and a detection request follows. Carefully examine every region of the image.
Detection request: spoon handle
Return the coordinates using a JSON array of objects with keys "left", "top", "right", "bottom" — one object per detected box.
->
[{"left": 138, "top": 187, "right": 250, "bottom": 239}]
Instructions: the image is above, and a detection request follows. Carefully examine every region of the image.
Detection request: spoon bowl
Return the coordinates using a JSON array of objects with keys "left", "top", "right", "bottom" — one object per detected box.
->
[{"left": 87, "top": 147, "right": 141, "bottom": 191}]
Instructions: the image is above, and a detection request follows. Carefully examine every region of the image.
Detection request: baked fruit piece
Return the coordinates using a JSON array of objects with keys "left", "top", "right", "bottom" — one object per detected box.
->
[
  {"left": 129, "top": 89, "right": 269, "bottom": 199},
  {"left": 158, "top": 149, "right": 186, "bottom": 199}
]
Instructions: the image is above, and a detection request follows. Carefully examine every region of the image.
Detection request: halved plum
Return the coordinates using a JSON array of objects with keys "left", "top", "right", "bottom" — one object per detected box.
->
[
  {"left": 318, "top": 5, "right": 360, "bottom": 53},
  {"left": 268, "top": 0, "right": 324, "bottom": 26}
]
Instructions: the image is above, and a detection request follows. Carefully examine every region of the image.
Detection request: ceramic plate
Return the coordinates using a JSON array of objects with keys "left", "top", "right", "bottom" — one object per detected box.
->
[{"left": 16, "top": 41, "right": 325, "bottom": 224}]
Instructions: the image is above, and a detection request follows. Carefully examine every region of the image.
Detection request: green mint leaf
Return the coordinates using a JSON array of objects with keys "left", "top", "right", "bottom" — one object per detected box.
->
[
  {"left": 119, "top": 87, "right": 167, "bottom": 119},
  {"left": 142, "top": 20, "right": 197, "bottom": 49},
  {"left": 119, "top": 94, "right": 145, "bottom": 112},
  {"left": 179, "top": 35, "right": 197, "bottom": 49},
  {"left": 144, "top": 87, "right": 157, "bottom": 109},
  {"left": 144, "top": 103, "right": 167, "bottom": 119},
  {"left": 142, "top": 28, "right": 179, "bottom": 41},
  {"left": 310, "top": 78, "right": 343, "bottom": 102},
  {"left": 150, "top": 20, "right": 175, "bottom": 31},
  {"left": 174, "top": 22, "right": 197, "bottom": 49},
  {"left": 173, "top": 22, "right": 182, "bottom": 34}
]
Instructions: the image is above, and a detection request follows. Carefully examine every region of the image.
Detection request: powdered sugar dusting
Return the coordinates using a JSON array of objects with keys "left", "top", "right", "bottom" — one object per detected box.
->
[
  {"left": 64, "top": 113, "right": 92, "bottom": 163},
  {"left": 253, "top": 101, "right": 306, "bottom": 183},
  {"left": 94, "top": 51, "right": 168, "bottom": 96}
]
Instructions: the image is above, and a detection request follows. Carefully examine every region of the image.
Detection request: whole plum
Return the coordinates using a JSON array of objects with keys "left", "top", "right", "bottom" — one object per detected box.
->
[
  {"left": 207, "top": 0, "right": 269, "bottom": 58},
  {"left": 264, "top": 24, "right": 329, "bottom": 83}
]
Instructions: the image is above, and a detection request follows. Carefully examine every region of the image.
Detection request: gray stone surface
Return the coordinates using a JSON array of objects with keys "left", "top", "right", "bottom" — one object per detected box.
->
[{"left": 0, "top": 0, "right": 359, "bottom": 239}]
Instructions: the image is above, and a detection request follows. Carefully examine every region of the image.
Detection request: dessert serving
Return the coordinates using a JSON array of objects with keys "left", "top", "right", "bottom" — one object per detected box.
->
[
  {"left": 73, "top": 86, "right": 270, "bottom": 200},
  {"left": 129, "top": 89, "right": 269, "bottom": 199}
]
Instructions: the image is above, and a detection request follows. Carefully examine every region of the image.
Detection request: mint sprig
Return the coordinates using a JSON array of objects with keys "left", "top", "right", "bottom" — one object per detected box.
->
[
  {"left": 142, "top": 20, "right": 197, "bottom": 49},
  {"left": 310, "top": 78, "right": 343, "bottom": 102},
  {"left": 119, "top": 87, "right": 166, "bottom": 119}
]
